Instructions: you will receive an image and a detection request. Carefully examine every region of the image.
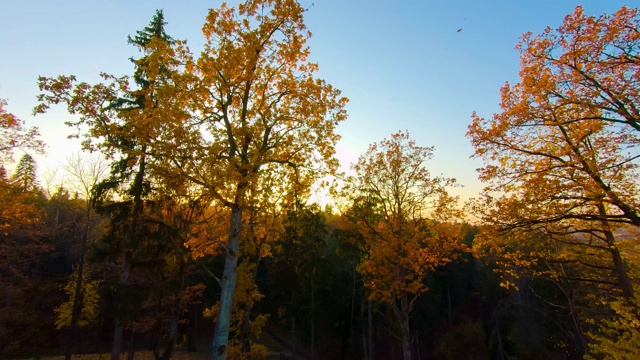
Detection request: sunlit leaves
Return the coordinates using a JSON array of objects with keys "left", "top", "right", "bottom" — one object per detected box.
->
[
  {"left": 341, "top": 131, "right": 466, "bottom": 305},
  {"left": 171, "top": 0, "right": 348, "bottom": 206},
  {"left": 54, "top": 268, "right": 101, "bottom": 330},
  {"left": 35, "top": 1, "right": 347, "bottom": 356},
  {"left": 468, "top": 6, "right": 640, "bottom": 223},
  {"left": 467, "top": 5, "right": 640, "bottom": 356},
  {"left": 0, "top": 99, "right": 44, "bottom": 166}
]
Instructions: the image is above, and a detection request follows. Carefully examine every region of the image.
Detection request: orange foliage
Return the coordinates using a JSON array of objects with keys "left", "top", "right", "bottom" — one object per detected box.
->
[
  {"left": 340, "top": 131, "right": 466, "bottom": 360},
  {"left": 467, "top": 5, "right": 640, "bottom": 356},
  {"left": 342, "top": 131, "right": 466, "bottom": 305},
  {"left": 0, "top": 99, "right": 44, "bottom": 166},
  {"left": 36, "top": 2, "right": 345, "bottom": 355}
]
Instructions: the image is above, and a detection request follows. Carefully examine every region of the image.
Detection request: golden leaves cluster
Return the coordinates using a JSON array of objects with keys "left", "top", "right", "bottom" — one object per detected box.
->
[
  {"left": 54, "top": 268, "right": 101, "bottom": 330},
  {"left": 341, "top": 131, "right": 466, "bottom": 305},
  {"left": 36, "top": 0, "right": 348, "bottom": 270},
  {"left": 0, "top": 99, "right": 44, "bottom": 165},
  {"left": 467, "top": 4, "right": 640, "bottom": 271},
  {"left": 468, "top": 5, "right": 640, "bottom": 354},
  {"left": 203, "top": 260, "right": 269, "bottom": 360}
]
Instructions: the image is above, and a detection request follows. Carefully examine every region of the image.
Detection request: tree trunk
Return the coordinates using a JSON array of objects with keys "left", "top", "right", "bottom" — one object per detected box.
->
[
  {"left": 446, "top": 283, "right": 452, "bottom": 328},
  {"left": 127, "top": 331, "right": 136, "bottom": 360},
  {"left": 494, "top": 312, "right": 504, "bottom": 360},
  {"left": 348, "top": 271, "right": 357, "bottom": 360},
  {"left": 111, "top": 320, "right": 124, "bottom": 360},
  {"left": 598, "top": 202, "right": 634, "bottom": 298},
  {"left": 367, "top": 299, "right": 374, "bottom": 360},
  {"left": 291, "top": 291, "right": 297, "bottom": 360},
  {"left": 241, "top": 299, "right": 252, "bottom": 354},
  {"left": 169, "top": 316, "right": 178, "bottom": 350},
  {"left": 310, "top": 277, "right": 315, "bottom": 357},
  {"left": 158, "top": 317, "right": 178, "bottom": 360},
  {"left": 111, "top": 251, "right": 132, "bottom": 360},
  {"left": 393, "top": 295, "right": 411, "bottom": 360},
  {"left": 188, "top": 302, "right": 199, "bottom": 352},
  {"left": 153, "top": 317, "right": 178, "bottom": 360},
  {"left": 66, "top": 257, "right": 86, "bottom": 360},
  {"left": 65, "top": 203, "right": 92, "bottom": 360},
  {"left": 400, "top": 315, "right": 411, "bottom": 360},
  {"left": 570, "top": 304, "right": 587, "bottom": 353},
  {"left": 611, "top": 244, "right": 634, "bottom": 298},
  {"left": 212, "top": 205, "right": 243, "bottom": 360},
  {"left": 152, "top": 292, "right": 164, "bottom": 360},
  {"left": 360, "top": 296, "right": 368, "bottom": 360}
]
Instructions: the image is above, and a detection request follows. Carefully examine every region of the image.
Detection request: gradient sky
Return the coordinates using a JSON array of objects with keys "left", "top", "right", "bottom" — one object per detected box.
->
[{"left": 0, "top": 0, "right": 629, "bottom": 203}]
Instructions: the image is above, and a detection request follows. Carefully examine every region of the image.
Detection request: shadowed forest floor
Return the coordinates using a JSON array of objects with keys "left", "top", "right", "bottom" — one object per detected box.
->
[{"left": 34, "top": 324, "right": 313, "bottom": 360}]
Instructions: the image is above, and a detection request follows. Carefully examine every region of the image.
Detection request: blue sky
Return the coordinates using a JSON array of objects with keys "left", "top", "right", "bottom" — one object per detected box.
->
[{"left": 0, "top": 0, "right": 629, "bottom": 202}]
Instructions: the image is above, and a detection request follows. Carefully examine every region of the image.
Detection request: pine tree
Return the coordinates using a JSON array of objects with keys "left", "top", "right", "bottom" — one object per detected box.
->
[
  {"left": 94, "top": 10, "right": 178, "bottom": 360},
  {"left": 127, "top": 10, "right": 174, "bottom": 90},
  {"left": 12, "top": 154, "right": 39, "bottom": 192}
]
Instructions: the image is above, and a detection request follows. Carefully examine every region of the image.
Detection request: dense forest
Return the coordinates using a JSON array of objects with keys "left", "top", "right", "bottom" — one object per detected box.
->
[{"left": 1, "top": 1, "right": 639, "bottom": 359}]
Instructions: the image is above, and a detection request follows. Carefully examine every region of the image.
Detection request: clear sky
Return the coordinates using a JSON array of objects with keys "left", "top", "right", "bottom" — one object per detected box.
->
[{"left": 0, "top": 0, "right": 629, "bottom": 203}]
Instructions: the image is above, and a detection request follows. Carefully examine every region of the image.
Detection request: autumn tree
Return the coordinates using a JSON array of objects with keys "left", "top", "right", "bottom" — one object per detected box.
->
[
  {"left": 467, "top": 5, "right": 640, "bottom": 357},
  {"left": 341, "top": 131, "right": 465, "bottom": 360},
  {"left": 0, "top": 157, "right": 50, "bottom": 356},
  {"left": 144, "top": 1, "right": 348, "bottom": 358},
  {"left": 36, "top": 2, "right": 346, "bottom": 358},
  {"left": 0, "top": 146, "right": 46, "bottom": 303},
  {"left": 36, "top": 9, "right": 192, "bottom": 360},
  {"left": 0, "top": 99, "right": 44, "bottom": 165},
  {"left": 1, "top": 104, "right": 47, "bottom": 320}
]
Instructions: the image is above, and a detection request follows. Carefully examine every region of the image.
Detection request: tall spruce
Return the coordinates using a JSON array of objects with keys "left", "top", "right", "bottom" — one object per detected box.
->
[
  {"left": 91, "top": 10, "right": 175, "bottom": 360},
  {"left": 12, "top": 154, "right": 39, "bottom": 193}
]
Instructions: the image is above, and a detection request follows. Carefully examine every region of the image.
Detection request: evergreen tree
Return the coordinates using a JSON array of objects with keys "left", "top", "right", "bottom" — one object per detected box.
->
[
  {"left": 128, "top": 10, "right": 174, "bottom": 90},
  {"left": 89, "top": 10, "right": 187, "bottom": 360},
  {"left": 12, "top": 154, "right": 39, "bottom": 192},
  {"left": 36, "top": 8, "right": 193, "bottom": 359}
]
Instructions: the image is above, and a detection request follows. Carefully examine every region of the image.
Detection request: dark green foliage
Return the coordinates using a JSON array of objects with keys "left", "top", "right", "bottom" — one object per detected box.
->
[
  {"left": 106, "top": 9, "right": 176, "bottom": 112},
  {"left": 128, "top": 10, "right": 174, "bottom": 88},
  {"left": 12, "top": 153, "right": 40, "bottom": 192}
]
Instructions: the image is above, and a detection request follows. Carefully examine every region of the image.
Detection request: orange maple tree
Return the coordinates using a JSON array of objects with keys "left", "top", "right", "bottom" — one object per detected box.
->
[
  {"left": 341, "top": 131, "right": 465, "bottom": 360},
  {"left": 467, "top": 5, "right": 640, "bottom": 357}
]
